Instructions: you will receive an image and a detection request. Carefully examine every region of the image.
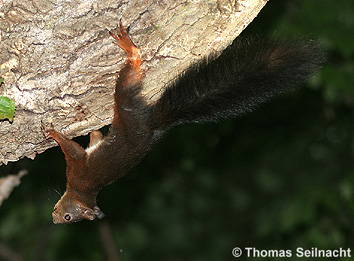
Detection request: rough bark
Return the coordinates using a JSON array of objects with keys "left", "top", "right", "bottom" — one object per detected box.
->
[{"left": 0, "top": 0, "right": 268, "bottom": 164}]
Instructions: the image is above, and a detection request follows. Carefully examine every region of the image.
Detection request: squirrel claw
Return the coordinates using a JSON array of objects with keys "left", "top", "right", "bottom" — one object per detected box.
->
[
  {"left": 109, "top": 21, "right": 142, "bottom": 72},
  {"left": 41, "top": 121, "right": 55, "bottom": 139},
  {"left": 109, "top": 21, "right": 139, "bottom": 56}
]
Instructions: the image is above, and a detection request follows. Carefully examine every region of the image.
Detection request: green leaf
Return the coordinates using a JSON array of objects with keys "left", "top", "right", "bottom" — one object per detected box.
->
[
  {"left": 0, "top": 77, "right": 4, "bottom": 85},
  {"left": 0, "top": 96, "right": 16, "bottom": 121}
]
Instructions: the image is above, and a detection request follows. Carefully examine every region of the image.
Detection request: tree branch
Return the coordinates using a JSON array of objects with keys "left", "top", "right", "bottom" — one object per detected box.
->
[
  {"left": 0, "top": 0, "right": 268, "bottom": 164},
  {"left": 99, "top": 221, "right": 120, "bottom": 261},
  {"left": 0, "top": 170, "right": 28, "bottom": 206},
  {"left": 0, "top": 242, "right": 23, "bottom": 261}
]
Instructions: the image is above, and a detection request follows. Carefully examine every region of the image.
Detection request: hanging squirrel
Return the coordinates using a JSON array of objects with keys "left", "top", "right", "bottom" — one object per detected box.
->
[{"left": 42, "top": 21, "right": 324, "bottom": 224}]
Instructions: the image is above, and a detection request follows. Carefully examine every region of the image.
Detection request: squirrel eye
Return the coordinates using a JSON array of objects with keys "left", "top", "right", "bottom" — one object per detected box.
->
[{"left": 64, "top": 214, "right": 72, "bottom": 221}]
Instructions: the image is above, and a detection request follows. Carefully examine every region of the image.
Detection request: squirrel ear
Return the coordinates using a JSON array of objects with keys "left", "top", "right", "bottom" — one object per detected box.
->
[{"left": 81, "top": 208, "right": 96, "bottom": 221}]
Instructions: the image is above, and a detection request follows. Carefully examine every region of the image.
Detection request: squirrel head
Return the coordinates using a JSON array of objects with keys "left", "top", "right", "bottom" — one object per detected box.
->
[{"left": 52, "top": 190, "right": 104, "bottom": 224}]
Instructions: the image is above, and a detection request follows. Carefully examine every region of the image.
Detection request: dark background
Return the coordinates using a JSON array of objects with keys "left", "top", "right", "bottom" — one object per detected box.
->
[{"left": 1, "top": 0, "right": 353, "bottom": 260}]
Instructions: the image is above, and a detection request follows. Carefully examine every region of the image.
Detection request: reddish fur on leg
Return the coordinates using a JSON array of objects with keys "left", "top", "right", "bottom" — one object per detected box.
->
[
  {"left": 42, "top": 124, "right": 86, "bottom": 160},
  {"left": 89, "top": 130, "right": 103, "bottom": 147},
  {"left": 109, "top": 21, "right": 144, "bottom": 130}
]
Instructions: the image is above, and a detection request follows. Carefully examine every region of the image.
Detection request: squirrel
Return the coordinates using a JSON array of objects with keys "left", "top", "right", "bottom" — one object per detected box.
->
[{"left": 42, "top": 21, "right": 324, "bottom": 224}]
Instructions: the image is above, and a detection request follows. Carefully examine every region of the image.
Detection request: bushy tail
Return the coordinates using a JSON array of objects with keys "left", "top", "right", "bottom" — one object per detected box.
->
[{"left": 150, "top": 36, "right": 325, "bottom": 130}]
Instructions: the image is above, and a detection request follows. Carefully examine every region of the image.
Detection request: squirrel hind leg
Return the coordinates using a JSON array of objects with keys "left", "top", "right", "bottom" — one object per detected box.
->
[
  {"left": 109, "top": 21, "right": 142, "bottom": 74},
  {"left": 109, "top": 21, "right": 148, "bottom": 131}
]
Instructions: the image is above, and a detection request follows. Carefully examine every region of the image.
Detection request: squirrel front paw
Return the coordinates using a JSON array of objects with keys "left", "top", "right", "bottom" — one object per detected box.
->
[
  {"left": 93, "top": 206, "right": 105, "bottom": 219},
  {"left": 40, "top": 121, "right": 56, "bottom": 139}
]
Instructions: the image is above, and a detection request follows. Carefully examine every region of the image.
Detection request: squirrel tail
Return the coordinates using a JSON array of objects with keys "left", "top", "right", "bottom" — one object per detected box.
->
[{"left": 149, "top": 36, "right": 325, "bottom": 130}]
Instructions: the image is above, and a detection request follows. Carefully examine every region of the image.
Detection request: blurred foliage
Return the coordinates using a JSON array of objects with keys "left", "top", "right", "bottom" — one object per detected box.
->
[{"left": 1, "top": 0, "right": 354, "bottom": 260}]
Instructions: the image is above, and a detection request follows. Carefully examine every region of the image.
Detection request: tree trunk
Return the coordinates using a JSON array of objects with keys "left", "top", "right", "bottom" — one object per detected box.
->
[{"left": 0, "top": 0, "right": 268, "bottom": 165}]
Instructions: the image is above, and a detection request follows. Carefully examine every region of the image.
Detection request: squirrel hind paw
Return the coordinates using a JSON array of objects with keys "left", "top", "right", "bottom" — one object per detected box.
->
[
  {"left": 109, "top": 22, "right": 140, "bottom": 62},
  {"left": 109, "top": 23, "right": 133, "bottom": 49}
]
